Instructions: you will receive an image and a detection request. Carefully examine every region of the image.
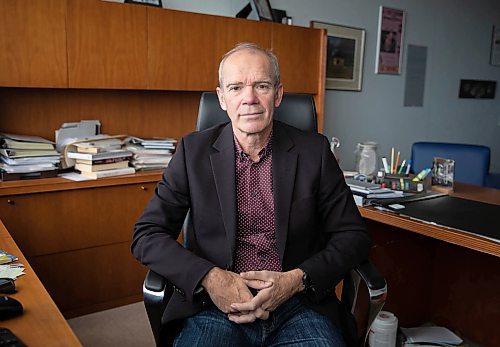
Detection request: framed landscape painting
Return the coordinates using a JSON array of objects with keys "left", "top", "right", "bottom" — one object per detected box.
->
[{"left": 312, "top": 21, "right": 365, "bottom": 91}]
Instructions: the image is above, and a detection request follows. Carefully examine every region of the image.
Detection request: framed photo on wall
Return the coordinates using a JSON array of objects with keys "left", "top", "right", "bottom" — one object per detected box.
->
[
  {"left": 312, "top": 21, "right": 366, "bottom": 91},
  {"left": 375, "top": 6, "right": 406, "bottom": 74}
]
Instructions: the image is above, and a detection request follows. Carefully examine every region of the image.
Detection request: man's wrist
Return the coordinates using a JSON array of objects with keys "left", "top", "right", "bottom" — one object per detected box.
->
[
  {"left": 290, "top": 268, "right": 306, "bottom": 294},
  {"left": 298, "top": 268, "right": 312, "bottom": 293},
  {"left": 200, "top": 266, "right": 219, "bottom": 291}
]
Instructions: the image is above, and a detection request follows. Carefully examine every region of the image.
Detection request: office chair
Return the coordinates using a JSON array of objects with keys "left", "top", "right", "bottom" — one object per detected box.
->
[
  {"left": 410, "top": 141, "right": 498, "bottom": 187},
  {"left": 143, "top": 92, "right": 387, "bottom": 346}
]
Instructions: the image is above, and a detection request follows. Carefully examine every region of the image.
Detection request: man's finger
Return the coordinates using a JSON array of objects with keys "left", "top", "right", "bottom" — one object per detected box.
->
[
  {"left": 228, "top": 312, "right": 257, "bottom": 324},
  {"left": 240, "top": 270, "right": 270, "bottom": 281},
  {"left": 243, "top": 279, "right": 273, "bottom": 290}
]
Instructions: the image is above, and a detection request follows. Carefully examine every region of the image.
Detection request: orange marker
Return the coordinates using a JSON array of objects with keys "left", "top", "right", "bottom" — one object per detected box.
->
[{"left": 395, "top": 151, "right": 400, "bottom": 175}]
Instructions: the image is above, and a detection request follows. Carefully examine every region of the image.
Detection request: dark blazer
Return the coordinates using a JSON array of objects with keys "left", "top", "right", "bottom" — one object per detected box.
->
[{"left": 132, "top": 120, "right": 370, "bottom": 342}]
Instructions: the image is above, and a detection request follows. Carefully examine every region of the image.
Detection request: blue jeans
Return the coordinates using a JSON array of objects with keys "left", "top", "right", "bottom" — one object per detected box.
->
[{"left": 173, "top": 296, "right": 346, "bottom": 347}]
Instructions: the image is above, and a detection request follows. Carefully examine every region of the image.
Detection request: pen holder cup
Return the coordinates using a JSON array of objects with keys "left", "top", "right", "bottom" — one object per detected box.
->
[{"left": 381, "top": 174, "right": 430, "bottom": 193}]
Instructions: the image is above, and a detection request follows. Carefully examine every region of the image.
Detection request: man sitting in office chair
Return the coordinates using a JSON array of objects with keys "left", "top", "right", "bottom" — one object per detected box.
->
[{"left": 132, "top": 43, "right": 370, "bottom": 346}]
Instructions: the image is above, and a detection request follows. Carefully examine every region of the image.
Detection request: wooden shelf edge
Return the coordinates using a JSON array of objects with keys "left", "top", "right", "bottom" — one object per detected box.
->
[{"left": 0, "top": 170, "right": 163, "bottom": 196}]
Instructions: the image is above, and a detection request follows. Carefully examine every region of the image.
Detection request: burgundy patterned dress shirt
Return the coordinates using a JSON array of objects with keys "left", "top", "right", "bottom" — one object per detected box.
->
[{"left": 233, "top": 133, "right": 282, "bottom": 273}]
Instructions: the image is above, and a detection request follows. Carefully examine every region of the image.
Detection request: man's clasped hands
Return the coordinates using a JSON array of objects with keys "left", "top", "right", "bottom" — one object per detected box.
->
[{"left": 201, "top": 267, "right": 304, "bottom": 323}]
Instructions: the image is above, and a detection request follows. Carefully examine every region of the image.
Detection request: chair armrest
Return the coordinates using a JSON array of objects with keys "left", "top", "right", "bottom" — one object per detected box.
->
[
  {"left": 353, "top": 259, "right": 386, "bottom": 294},
  {"left": 347, "top": 260, "right": 387, "bottom": 347},
  {"left": 144, "top": 269, "right": 167, "bottom": 304},
  {"left": 143, "top": 269, "right": 172, "bottom": 346}
]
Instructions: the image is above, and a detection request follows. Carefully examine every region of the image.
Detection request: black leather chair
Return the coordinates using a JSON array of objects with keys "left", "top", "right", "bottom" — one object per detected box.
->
[{"left": 143, "top": 92, "right": 387, "bottom": 346}]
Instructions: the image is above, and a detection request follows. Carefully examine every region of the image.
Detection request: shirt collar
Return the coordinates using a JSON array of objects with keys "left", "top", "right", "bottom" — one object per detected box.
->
[{"left": 234, "top": 130, "right": 273, "bottom": 162}]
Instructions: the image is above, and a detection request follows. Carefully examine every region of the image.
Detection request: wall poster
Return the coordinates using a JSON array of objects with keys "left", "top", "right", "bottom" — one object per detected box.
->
[{"left": 375, "top": 6, "right": 406, "bottom": 74}]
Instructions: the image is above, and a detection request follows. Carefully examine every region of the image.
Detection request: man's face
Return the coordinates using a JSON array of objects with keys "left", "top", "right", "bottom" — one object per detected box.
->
[{"left": 216, "top": 49, "right": 283, "bottom": 137}]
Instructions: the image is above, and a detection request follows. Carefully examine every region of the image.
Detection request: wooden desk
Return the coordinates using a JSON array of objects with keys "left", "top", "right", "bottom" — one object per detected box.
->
[
  {"left": 0, "top": 219, "right": 81, "bottom": 346},
  {"left": 360, "top": 183, "right": 499, "bottom": 346}
]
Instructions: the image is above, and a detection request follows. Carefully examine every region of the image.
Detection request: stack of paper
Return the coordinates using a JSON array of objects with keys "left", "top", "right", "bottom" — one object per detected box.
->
[
  {"left": 0, "top": 264, "right": 25, "bottom": 280},
  {"left": 0, "top": 250, "right": 18, "bottom": 264},
  {"left": 125, "top": 136, "right": 176, "bottom": 171},
  {"left": 401, "top": 326, "right": 463, "bottom": 347},
  {"left": 346, "top": 178, "right": 403, "bottom": 206},
  {"left": 0, "top": 250, "right": 24, "bottom": 280},
  {"left": 0, "top": 133, "right": 60, "bottom": 180}
]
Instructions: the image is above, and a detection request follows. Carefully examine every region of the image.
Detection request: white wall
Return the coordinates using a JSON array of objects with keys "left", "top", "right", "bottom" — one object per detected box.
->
[{"left": 161, "top": 0, "right": 500, "bottom": 172}]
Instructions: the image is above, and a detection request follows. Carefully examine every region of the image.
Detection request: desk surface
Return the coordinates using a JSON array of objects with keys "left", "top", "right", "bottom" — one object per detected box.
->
[
  {"left": 360, "top": 182, "right": 500, "bottom": 257},
  {"left": 0, "top": 220, "right": 81, "bottom": 346}
]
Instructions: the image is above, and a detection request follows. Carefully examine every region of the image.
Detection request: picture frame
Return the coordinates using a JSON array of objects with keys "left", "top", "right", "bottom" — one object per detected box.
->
[
  {"left": 312, "top": 21, "right": 365, "bottom": 91},
  {"left": 375, "top": 6, "right": 406, "bottom": 74},
  {"left": 124, "top": 0, "right": 162, "bottom": 7},
  {"left": 250, "top": 0, "right": 275, "bottom": 21}
]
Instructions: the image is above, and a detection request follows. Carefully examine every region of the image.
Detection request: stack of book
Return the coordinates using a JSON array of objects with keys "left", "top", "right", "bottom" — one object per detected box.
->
[
  {"left": 0, "top": 133, "right": 60, "bottom": 181},
  {"left": 125, "top": 136, "right": 176, "bottom": 171},
  {"left": 345, "top": 178, "right": 403, "bottom": 206},
  {"left": 67, "top": 138, "right": 134, "bottom": 179}
]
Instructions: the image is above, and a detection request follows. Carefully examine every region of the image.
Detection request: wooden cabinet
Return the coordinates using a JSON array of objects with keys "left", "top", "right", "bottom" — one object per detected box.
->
[
  {"left": 0, "top": 0, "right": 68, "bottom": 87},
  {"left": 271, "top": 24, "right": 324, "bottom": 94},
  {"left": 67, "top": 0, "right": 148, "bottom": 89},
  {"left": 148, "top": 9, "right": 273, "bottom": 90},
  {"left": 0, "top": 180, "right": 158, "bottom": 316}
]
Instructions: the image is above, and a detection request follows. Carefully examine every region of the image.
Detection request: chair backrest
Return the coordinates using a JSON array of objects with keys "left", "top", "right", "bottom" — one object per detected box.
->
[
  {"left": 197, "top": 92, "right": 317, "bottom": 132},
  {"left": 411, "top": 141, "right": 491, "bottom": 186}
]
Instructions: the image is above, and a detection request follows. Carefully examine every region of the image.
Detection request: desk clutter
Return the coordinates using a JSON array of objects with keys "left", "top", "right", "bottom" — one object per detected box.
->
[
  {"left": 0, "top": 250, "right": 24, "bottom": 281},
  {"left": 369, "top": 311, "right": 464, "bottom": 347},
  {"left": 0, "top": 122, "right": 177, "bottom": 181}
]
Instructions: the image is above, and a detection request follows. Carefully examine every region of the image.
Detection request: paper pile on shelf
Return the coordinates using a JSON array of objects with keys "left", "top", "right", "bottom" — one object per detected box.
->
[
  {"left": 125, "top": 136, "right": 176, "bottom": 171},
  {"left": 0, "top": 133, "right": 60, "bottom": 180},
  {"left": 66, "top": 135, "right": 135, "bottom": 179}
]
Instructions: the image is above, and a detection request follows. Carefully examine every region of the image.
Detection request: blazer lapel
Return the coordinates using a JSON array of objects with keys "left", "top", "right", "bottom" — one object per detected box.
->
[
  {"left": 210, "top": 124, "right": 237, "bottom": 264},
  {"left": 272, "top": 122, "right": 297, "bottom": 262}
]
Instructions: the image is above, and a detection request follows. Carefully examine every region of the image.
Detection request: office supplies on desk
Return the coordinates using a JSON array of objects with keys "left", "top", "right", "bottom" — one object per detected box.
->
[
  {"left": 0, "top": 251, "right": 18, "bottom": 265},
  {"left": 405, "top": 159, "right": 412, "bottom": 175},
  {"left": 394, "top": 151, "right": 400, "bottom": 174},
  {"left": 346, "top": 178, "right": 388, "bottom": 194},
  {"left": 390, "top": 147, "right": 395, "bottom": 174},
  {"left": 381, "top": 157, "right": 390, "bottom": 173},
  {"left": 412, "top": 168, "right": 431, "bottom": 181},
  {"left": 397, "top": 159, "right": 406, "bottom": 174},
  {"left": 0, "top": 264, "right": 25, "bottom": 280}
]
